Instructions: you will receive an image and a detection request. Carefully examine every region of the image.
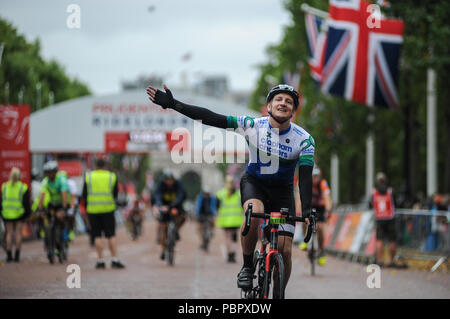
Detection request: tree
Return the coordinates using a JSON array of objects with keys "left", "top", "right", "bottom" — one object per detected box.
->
[
  {"left": 250, "top": 0, "right": 450, "bottom": 204},
  {"left": 0, "top": 17, "right": 90, "bottom": 111}
]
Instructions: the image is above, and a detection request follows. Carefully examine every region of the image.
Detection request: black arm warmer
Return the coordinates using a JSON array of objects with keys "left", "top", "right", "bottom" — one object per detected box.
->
[
  {"left": 298, "top": 165, "right": 313, "bottom": 216},
  {"left": 172, "top": 100, "right": 229, "bottom": 129}
]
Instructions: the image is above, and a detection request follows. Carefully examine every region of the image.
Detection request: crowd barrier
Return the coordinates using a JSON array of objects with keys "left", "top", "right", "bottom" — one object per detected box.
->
[{"left": 323, "top": 207, "right": 450, "bottom": 270}]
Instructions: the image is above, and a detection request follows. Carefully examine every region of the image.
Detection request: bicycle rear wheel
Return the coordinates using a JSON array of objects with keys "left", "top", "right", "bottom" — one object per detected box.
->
[{"left": 263, "top": 252, "right": 285, "bottom": 299}]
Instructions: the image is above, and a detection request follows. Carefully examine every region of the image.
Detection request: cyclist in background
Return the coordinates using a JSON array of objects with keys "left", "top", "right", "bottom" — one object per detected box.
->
[
  {"left": 216, "top": 175, "right": 244, "bottom": 263},
  {"left": 195, "top": 187, "right": 217, "bottom": 251},
  {"left": 125, "top": 198, "right": 145, "bottom": 240},
  {"left": 37, "top": 161, "right": 69, "bottom": 262},
  {"left": 299, "top": 166, "right": 332, "bottom": 266},
  {"left": 153, "top": 169, "right": 187, "bottom": 260},
  {"left": 147, "top": 84, "right": 314, "bottom": 291}
]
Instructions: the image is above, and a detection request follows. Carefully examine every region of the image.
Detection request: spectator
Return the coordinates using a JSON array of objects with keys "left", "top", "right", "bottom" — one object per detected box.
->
[
  {"left": 0, "top": 167, "right": 31, "bottom": 262},
  {"left": 370, "top": 172, "right": 397, "bottom": 268}
]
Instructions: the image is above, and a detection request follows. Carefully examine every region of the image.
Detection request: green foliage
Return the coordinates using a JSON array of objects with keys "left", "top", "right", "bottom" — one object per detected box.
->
[
  {"left": 0, "top": 17, "right": 91, "bottom": 111},
  {"left": 250, "top": 0, "right": 450, "bottom": 203}
]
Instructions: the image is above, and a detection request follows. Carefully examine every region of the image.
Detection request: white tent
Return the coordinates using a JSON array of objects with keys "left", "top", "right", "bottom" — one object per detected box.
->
[{"left": 30, "top": 89, "right": 259, "bottom": 154}]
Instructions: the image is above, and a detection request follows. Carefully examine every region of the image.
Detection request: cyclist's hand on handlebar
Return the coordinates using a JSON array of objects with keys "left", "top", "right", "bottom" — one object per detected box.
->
[{"left": 146, "top": 85, "right": 175, "bottom": 109}]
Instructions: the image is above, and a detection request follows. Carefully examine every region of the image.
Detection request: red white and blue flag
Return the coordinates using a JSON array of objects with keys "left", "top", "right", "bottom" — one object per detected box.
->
[
  {"left": 305, "top": 12, "right": 327, "bottom": 85},
  {"left": 305, "top": 0, "right": 404, "bottom": 109}
]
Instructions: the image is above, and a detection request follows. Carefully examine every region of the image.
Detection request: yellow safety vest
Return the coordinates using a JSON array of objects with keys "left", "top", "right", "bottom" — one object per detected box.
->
[
  {"left": 32, "top": 188, "right": 50, "bottom": 212},
  {"left": 1, "top": 181, "right": 28, "bottom": 220},
  {"left": 216, "top": 188, "right": 243, "bottom": 228},
  {"left": 85, "top": 170, "right": 117, "bottom": 214}
]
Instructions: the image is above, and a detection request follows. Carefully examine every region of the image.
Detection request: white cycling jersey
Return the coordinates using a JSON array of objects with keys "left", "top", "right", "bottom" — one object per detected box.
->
[{"left": 227, "top": 116, "right": 315, "bottom": 186}]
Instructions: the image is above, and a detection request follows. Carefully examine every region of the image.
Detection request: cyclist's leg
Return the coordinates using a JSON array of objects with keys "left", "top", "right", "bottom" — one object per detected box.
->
[
  {"left": 241, "top": 199, "right": 264, "bottom": 257},
  {"left": 88, "top": 213, "right": 105, "bottom": 260},
  {"left": 104, "top": 212, "right": 118, "bottom": 258}
]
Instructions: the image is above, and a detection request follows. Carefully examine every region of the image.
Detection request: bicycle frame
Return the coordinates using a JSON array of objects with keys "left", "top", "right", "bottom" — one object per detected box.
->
[{"left": 241, "top": 204, "right": 316, "bottom": 299}]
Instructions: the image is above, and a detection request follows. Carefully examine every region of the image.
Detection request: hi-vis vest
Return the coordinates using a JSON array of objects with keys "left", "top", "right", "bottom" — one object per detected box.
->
[
  {"left": 373, "top": 188, "right": 395, "bottom": 220},
  {"left": 1, "top": 181, "right": 28, "bottom": 220},
  {"left": 32, "top": 188, "right": 50, "bottom": 212},
  {"left": 216, "top": 188, "right": 243, "bottom": 228},
  {"left": 85, "top": 170, "right": 117, "bottom": 214}
]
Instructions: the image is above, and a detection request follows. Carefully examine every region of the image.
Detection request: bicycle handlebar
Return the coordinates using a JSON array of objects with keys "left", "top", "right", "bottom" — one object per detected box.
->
[{"left": 242, "top": 203, "right": 316, "bottom": 243}]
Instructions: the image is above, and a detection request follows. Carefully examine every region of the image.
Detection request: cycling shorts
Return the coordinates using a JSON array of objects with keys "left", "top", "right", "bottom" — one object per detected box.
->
[
  {"left": 240, "top": 173, "right": 295, "bottom": 237},
  {"left": 158, "top": 206, "right": 185, "bottom": 223}
]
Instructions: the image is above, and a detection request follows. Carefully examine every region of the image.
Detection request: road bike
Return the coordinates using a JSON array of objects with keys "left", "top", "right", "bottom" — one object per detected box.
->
[
  {"left": 308, "top": 231, "right": 317, "bottom": 276},
  {"left": 241, "top": 203, "right": 316, "bottom": 299},
  {"left": 165, "top": 207, "right": 179, "bottom": 266},
  {"left": 40, "top": 208, "right": 68, "bottom": 264},
  {"left": 200, "top": 215, "right": 213, "bottom": 252}
]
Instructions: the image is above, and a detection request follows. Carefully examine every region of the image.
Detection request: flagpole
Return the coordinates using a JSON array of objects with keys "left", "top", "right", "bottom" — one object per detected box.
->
[
  {"left": 331, "top": 153, "right": 339, "bottom": 205},
  {"left": 427, "top": 66, "right": 437, "bottom": 197},
  {"left": 366, "top": 110, "right": 375, "bottom": 201},
  {"left": 300, "top": 3, "right": 328, "bottom": 19}
]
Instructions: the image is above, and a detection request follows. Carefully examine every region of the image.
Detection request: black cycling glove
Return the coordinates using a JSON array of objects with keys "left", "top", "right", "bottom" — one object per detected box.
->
[{"left": 154, "top": 87, "right": 176, "bottom": 109}]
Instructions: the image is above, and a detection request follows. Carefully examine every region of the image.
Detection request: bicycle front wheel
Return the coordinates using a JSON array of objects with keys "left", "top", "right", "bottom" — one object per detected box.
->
[
  {"left": 166, "top": 222, "right": 176, "bottom": 266},
  {"left": 263, "top": 252, "right": 285, "bottom": 299}
]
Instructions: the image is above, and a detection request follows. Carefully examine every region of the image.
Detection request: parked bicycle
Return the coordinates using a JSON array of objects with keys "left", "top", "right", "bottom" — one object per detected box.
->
[{"left": 241, "top": 203, "right": 316, "bottom": 299}]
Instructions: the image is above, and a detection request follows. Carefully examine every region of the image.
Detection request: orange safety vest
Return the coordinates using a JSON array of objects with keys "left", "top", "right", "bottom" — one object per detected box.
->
[{"left": 372, "top": 188, "right": 395, "bottom": 220}]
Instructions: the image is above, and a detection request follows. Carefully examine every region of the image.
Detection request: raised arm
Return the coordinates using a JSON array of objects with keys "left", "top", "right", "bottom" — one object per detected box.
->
[{"left": 147, "top": 85, "right": 232, "bottom": 129}]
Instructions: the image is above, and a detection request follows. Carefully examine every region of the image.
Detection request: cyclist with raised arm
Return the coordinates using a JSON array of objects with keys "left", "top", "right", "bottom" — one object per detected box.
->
[
  {"left": 147, "top": 84, "right": 314, "bottom": 291},
  {"left": 153, "top": 169, "right": 187, "bottom": 261}
]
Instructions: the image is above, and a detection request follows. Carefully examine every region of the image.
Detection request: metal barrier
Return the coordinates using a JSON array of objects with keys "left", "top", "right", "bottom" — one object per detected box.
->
[
  {"left": 325, "top": 207, "right": 449, "bottom": 271},
  {"left": 394, "top": 209, "right": 449, "bottom": 271}
]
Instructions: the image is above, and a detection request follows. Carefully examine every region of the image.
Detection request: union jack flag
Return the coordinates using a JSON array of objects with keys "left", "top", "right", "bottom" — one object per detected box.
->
[
  {"left": 306, "top": 0, "right": 404, "bottom": 109},
  {"left": 305, "top": 12, "right": 327, "bottom": 85}
]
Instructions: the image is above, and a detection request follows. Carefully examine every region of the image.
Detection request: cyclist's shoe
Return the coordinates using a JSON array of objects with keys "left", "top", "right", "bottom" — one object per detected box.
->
[
  {"left": 111, "top": 260, "right": 125, "bottom": 269},
  {"left": 95, "top": 261, "right": 106, "bottom": 269},
  {"left": 299, "top": 242, "right": 308, "bottom": 251},
  {"left": 237, "top": 267, "right": 254, "bottom": 290},
  {"left": 318, "top": 254, "right": 327, "bottom": 266}
]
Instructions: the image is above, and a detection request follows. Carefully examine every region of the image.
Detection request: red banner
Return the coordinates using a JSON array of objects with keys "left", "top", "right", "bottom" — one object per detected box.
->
[
  {"left": 58, "top": 160, "right": 83, "bottom": 177},
  {"left": 333, "top": 213, "right": 363, "bottom": 252},
  {"left": 105, "top": 131, "right": 129, "bottom": 153},
  {"left": 0, "top": 105, "right": 31, "bottom": 187}
]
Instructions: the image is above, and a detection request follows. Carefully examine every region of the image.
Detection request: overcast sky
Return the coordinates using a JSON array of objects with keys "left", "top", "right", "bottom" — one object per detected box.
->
[{"left": 1, "top": 0, "right": 291, "bottom": 95}]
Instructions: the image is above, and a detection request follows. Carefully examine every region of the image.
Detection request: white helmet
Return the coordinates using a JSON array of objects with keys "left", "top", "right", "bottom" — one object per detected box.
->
[{"left": 43, "top": 160, "right": 58, "bottom": 172}]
